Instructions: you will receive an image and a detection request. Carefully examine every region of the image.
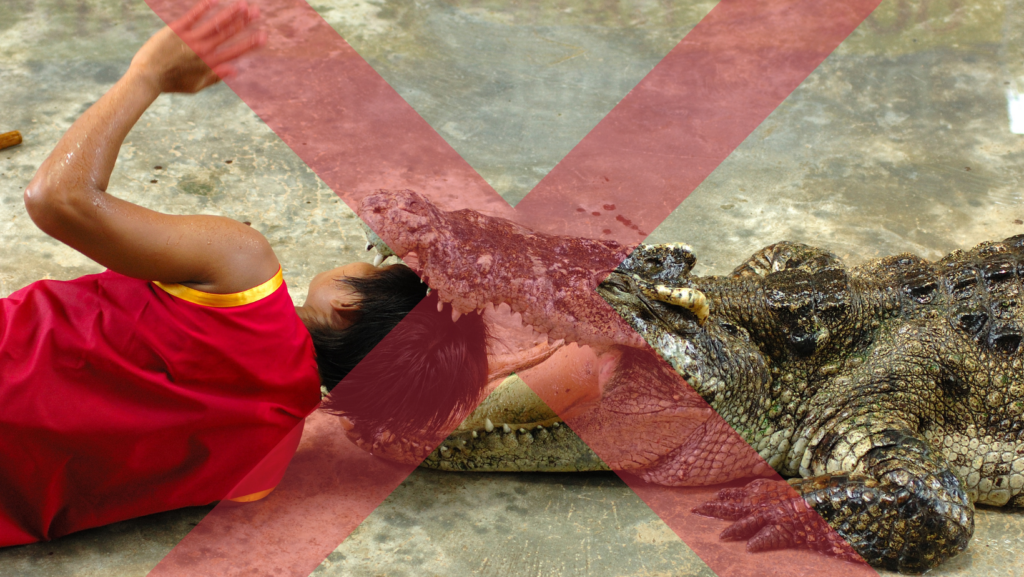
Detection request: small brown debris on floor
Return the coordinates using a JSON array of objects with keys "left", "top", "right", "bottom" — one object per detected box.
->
[{"left": 0, "top": 130, "right": 22, "bottom": 151}]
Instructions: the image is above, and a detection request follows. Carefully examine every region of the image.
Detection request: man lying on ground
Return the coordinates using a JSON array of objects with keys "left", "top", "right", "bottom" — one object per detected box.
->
[{"left": 0, "top": 0, "right": 487, "bottom": 547}]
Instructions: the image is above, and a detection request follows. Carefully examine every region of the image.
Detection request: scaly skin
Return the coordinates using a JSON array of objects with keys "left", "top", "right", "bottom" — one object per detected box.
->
[{"left": 355, "top": 190, "right": 1024, "bottom": 573}]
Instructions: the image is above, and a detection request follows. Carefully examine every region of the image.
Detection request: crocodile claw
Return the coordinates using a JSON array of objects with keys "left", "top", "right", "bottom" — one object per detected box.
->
[{"left": 694, "top": 479, "right": 863, "bottom": 562}]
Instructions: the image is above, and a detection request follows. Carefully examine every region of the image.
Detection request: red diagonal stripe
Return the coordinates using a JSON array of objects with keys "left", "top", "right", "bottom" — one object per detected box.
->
[
  {"left": 144, "top": 0, "right": 883, "bottom": 575},
  {"left": 516, "top": 0, "right": 883, "bottom": 242}
]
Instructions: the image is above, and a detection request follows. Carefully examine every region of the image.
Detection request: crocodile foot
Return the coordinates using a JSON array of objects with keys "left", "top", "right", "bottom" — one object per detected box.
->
[{"left": 693, "top": 478, "right": 863, "bottom": 563}]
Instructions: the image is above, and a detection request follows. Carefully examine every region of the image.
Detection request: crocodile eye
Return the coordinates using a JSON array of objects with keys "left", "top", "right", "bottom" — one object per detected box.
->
[
  {"left": 721, "top": 322, "right": 740, "bottom": 336},
  {"left": 603, "top": 275, "right": 631, "bottom": 293}
]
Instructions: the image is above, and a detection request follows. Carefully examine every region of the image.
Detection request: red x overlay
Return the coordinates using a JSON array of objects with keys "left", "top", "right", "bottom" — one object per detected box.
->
[{"left": 145, "top": 0, "right": 883, "bottom": 575}]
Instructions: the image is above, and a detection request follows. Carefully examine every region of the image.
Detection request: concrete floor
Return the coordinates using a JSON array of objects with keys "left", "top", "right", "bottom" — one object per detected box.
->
[{"left": 2, "top": 0, "right": 1024, "bottom": 575}]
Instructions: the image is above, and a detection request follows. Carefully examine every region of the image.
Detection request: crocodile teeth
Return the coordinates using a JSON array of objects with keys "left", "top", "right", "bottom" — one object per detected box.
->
[
  {"left": 437, "top": 300, "right": 445, "bottom": 313},
  {"left": 365, "top": 242, "right": 374, "bottom": 251},
  {"left": 502, "top": 424, "right": 512, "bottom": 434},
  {"left": 552, "top": 421, "right": 561, "bottom": 428},
  {"left": 372, "top": 253, "right": 385, "bottom": 267},
  {"left": 452, "top": 308, "right": 462, "bottom": 323},
  {"left": 471, "top": 431, "right": 478, "bottom": 438},
  {"left": 518, "top": 428, "right": 527, "bottom": 434},
  {"left": 439, "top": 445, "right": 449, "bottom": 452},
  {"left": 484, "top": 418, "right": 494, "bottom": 432}
]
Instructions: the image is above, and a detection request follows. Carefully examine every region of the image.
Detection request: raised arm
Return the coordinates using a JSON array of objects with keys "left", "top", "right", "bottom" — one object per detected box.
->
[{"left": 23, "top": 0, "right": 276, "bottom": 294}]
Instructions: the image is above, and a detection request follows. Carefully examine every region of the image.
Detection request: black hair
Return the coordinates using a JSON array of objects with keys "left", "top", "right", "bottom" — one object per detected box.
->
[{"left": 312, "top": 264, "right": 489, "bottom": 438}]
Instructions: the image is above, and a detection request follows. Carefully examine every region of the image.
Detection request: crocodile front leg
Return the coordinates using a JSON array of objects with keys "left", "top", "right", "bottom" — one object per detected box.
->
[
  {"left": 697, "top": 426, "right": 974, "bottom": 573},
  {"left": 638, "top": 416, "right": 774, "bottom": 486}
]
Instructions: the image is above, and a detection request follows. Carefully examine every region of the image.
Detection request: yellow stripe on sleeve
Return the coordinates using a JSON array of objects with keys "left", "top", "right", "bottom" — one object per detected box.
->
[
  {"left": 227, "top": 487, "right": 276, "bottom": 503},
  {"left": 153, "top": 267, "right": 283, "bottom": 308}
]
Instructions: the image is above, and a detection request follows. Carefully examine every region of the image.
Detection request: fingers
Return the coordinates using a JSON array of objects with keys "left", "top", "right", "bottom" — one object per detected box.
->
[
  {"left": 174, "top": 0, "right": 219, "bottom": 30},
  {"left": 188, "top": 0, "right": 264, "bottom": 72},
  {"left": 198, "top": 13, "right": 250, "bottom": 48},
  {"left": 193, "top": 1, "right": 254, "bottom": 41},
  {"left": 205, "top": 30, "right": 267, "bottom": 70}
]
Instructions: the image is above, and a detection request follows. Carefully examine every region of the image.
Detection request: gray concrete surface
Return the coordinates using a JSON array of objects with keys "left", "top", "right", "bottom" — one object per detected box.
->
[{"left": 2, "top": 0, "right": 1024, "bottom": 575}]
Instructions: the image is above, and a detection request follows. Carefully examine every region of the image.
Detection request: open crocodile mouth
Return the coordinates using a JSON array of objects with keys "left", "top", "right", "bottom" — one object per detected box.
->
[
  {"left": 348, "top": 190, "right": 722, "bottom": 476},
  {"left": 341, "top": 299, "right": 621, "bottom": 471},
  {"left": 343, "top": 297, "right": 717, "bottom": 474}
]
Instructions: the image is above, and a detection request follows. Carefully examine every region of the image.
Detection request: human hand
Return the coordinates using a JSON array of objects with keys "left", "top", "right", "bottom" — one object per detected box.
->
[{"left": 130, "top": 0, "right": 266, "bottom": 94}]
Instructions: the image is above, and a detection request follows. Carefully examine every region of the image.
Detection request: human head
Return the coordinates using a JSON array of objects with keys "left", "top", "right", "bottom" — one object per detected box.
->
[{"left": 308, "top": 263, "right": 489, "bottom": 438}]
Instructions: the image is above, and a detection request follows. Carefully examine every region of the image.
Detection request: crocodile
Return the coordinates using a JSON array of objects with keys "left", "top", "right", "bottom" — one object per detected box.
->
[{"left": 348, "top": 189, "right": 1024, "bottom": 573}]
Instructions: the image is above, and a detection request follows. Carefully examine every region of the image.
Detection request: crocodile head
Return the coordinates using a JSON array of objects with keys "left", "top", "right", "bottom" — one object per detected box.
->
[
  {"left": 348, "top": 191, "right": 770, "bottom": 484},
  {"left": 347, "top": 191, "right": 1019, "bottom": 571},
  {"left": 597, "top": 252, "right": 772, "bottom": 411}
]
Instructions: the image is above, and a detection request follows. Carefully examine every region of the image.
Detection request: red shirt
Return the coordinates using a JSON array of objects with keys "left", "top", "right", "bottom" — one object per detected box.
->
[{"left": 0, "top": 269, "right": 321, "bottom": 546}]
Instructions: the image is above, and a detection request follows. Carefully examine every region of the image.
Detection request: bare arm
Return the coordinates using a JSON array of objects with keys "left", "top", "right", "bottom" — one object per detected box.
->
[{"left": 23, "top": 0, "right": 276, "bottom": 294}]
